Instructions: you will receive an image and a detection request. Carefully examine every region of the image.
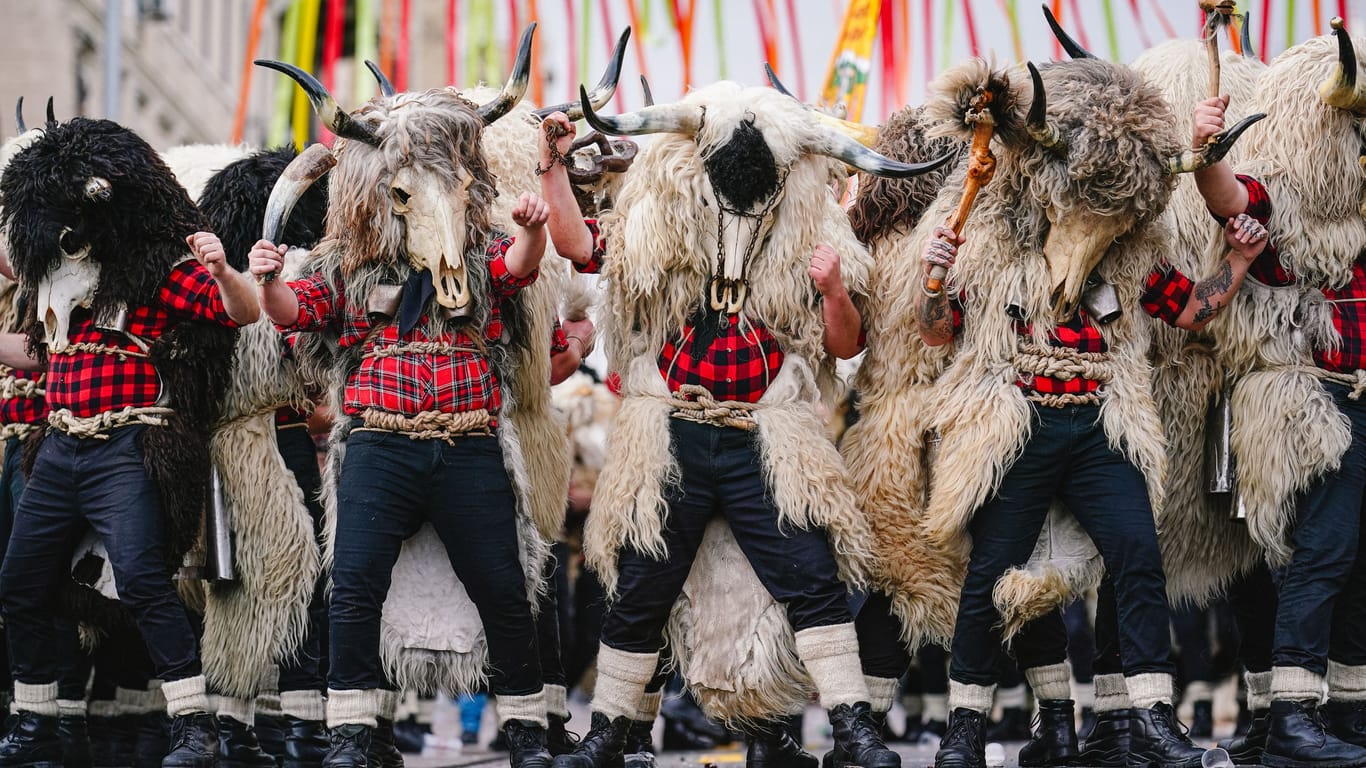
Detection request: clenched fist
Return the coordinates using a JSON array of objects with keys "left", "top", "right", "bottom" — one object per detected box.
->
[
  {"left": 512, "top": 192, "right": 551, "bottom": 229},
  {"left": 187, "top": 232, "right": 229, "bottom": 278},
  {"left": 1192, "top": 95, "right": 1230, "bottom": 149},
  {"left": 923, "top": 226, "right": 964, "bottom": 277},
  {"left": 247, "top": 238, "right": 289, "bottom": 280},
  {"left": 810, "top": 245, "right": 845, "bottom": 297}
]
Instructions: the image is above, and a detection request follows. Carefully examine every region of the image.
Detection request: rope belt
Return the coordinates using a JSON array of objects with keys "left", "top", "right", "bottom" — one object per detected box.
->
[
  {"left": 1014, "top": 342, "right": 1112, "bottom": 409},
  {"left": 47, "top": 406, "right": 173, "bottom": 439},
  {"left": 0, "top": 423, "right": 39, "bottom": 441},
  {"left": 660, "top": 384, "right": 760, "bottom": 431},
  {"left": 53, "top": 343, "right": 149, "bottom": 361},
  {"left": 0, "top": 373, "right": 44, "bottom": 400},
  {"left": 354, "top": 407, "right": 493, "bottom": 443},
  {"left": 1312, "top": 367, "right": 1366, "bottom": 400},
  {"left": 363, "top": 342, "right": 480, "bottom": 360}
]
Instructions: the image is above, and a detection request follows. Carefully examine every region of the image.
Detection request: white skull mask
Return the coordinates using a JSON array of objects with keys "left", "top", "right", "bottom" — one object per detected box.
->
[{"left": 36, "top": 231, "right": 99, "bottom": 352}]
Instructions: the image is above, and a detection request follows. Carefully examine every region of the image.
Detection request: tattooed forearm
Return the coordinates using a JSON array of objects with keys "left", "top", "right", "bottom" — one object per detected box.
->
[
  {"left": 1192, "top": 259, "right": 1234, "bottom": 323},
  {"left": 918, "top": 291, "right": 954, "bottom": 340}
]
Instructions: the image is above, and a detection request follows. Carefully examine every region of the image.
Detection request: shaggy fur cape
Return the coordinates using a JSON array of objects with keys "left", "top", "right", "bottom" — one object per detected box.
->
[
  {"left": 586, "top": 82, "right": 878, "bottom": 721},
  {"left": 1210, "top": 32, "right": 1366, "bottom": 565},
  {"left": 842, "top": 58, "right": 1181, "bottom": 643},
  {"left": 291, "top": 88, "right": 569, "bottom": 695}
]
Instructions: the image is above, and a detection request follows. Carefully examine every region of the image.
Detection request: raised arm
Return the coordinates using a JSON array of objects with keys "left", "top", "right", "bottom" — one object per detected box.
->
[
  {"left": 810, "top": 245, "right": 864, "bottom": 359},
  {"left": 1192, "top": 96, "right": 1250, "bottom": 219},
  {"left": 1171, "top": 214, "right": 1269, "bottom": 331},
  {"left": 188, "top": 232, "right": 261, "bottom": 325},
  {"left": 917, "top": 227, "right": 963, "bottom": 347},
  {"left": 505, "top": 192, "right": 550, "bottom": 279},
  {"left": 536, "top": 112, "right": 597, "bottom": 266}
]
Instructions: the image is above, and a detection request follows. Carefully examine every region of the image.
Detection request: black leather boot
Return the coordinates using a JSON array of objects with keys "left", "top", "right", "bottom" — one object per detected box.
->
[
  {"left": 389, "top": 718, "right": 426, "bottom": 755},
  {"left": 217, "top": 718, "right": 277, "bottom": 768},
  {"left": 748, "top": 718, "right": 817, "bottom": 768},
  {"left": 161, "top": 713, "right": 220, "bottom": 768},
  {"left": 549, "top": 713, "right": 630, "bottom": 768},
  {"left": 546, "top": 714, "right": 578, "bottom": 758},
  {"left": 1126, "top": 703, "right": 1206, "bottom": 768},
  {"left": 1078, "top": 706, "right": 1097, "bottom": 741},
  {"left": 0, "top": 711, "right": 62, "bottom": 768},
  {"left": 61, "top": 715, "right": 94, "bottom": 768},
  {"left": 1189, "top": 700, "right": 1214, "bottom": 740},
  {"left": 933, "top": 708, "right": 985, "bottom": 768},
  {"left": 135, "top": 712, "right": 172, "bottom": 768},
  {"left": 826, "top": 703, "right": 899, "bottom": 768},
  {"left": 1263, "top": 699, "right": 1366, "bottom": 768},
  {"left": 282, "top": 717, "right": 328, "bottom": 768},
  {"left": 367, "top": 720, "right": 402, "bottom": 768},
  {"left": 1073, "top": 708, "right": 1132, "bottom": 768},
  {"left": 1017, "top": 699, "right": 1079, "bottom": 767},
  {"left": 1325, "top": 700, "right": 1366, "bottom": 748},
  {"left": 321, "top": 725, "right": 370, "bottom": 768},
  {"left": 90, "top": 714, "right": 137, "bottom": 768},
  {"left": 504, "top": 720, "right": 552, "bottom": 768},
  {"left": 622, "top": 720, "right": 655, "bottom": 768},
  {"left": 1218, "top": 709, "right": 1268, "bottom": 767},
  {"left": 898, "top": 714, "right": 923, "bottom": 744},
  {"left": 254, "top": 715, "right": 286, "bottom": 763},
  {"left": 985, "top": 707, "right": 1031, "bottom": 742}
]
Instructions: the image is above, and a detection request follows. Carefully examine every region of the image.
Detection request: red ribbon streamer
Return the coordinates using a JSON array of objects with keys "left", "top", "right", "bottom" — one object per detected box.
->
[
  {"left": 672, "top": 0, "right": 697, "bottom": 91},
  {"left": 754, "top": 0, "right": 779, "bottom": 77},
  {"left": 880, "top": 0, "right": 896, "bottom": 116},
  {"left": 624, "top": 0, "right": 652, "bottom": 96},
  {"left": 1052, "top": 0, "right": 1063, "bottom": 58},
  {"left": 1148, "top": 0, "right": 1177, "bottom": 39},
  {"left": 447, "top": 0, "right": 459, "bottom": 86},
  {"left": 231, "top": 0, "right": 270, "bottom": 145},
  {"left": 784, "top": 0, "right": 807, "bottom": 101},
  {"left": 961, "top": 0, "right": 981, "bottom": 56},
  {"left": 380, "top": 0, "right": 398, "bottom": 80},
  {"left": 564, "top": 0, "right": 577, "bottom": 102},
  {"left": 1126, "top": 0, "right": 1152, "bottom": 48},
  {"left": 397, "top": 0, "right": 411, "bottom": 91},
  {"left": 599, "top": 0, "right": 622, "bottom": 108},
  {"left": 509, "top": 0, "right": 521, "bottom": 72},
  {"left": 1342, "top": 0, "right": 1350, "bottom": 23},
  {"left": 320, "top": 0, "right": 344, "bottom": 144},
  {"left": 1064, "top": 0, "right": 1091, "bottom": 49},
  {"left": 1260, "top": 0, "right": 1272, "bottom": 61}
]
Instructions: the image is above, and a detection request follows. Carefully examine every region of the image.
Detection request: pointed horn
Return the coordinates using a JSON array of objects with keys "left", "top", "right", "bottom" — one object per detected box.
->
[
  {"left": 44, "top": 97, "right": 55, "bottom": 129},
  {"left": 255, "top": 59, "right": 382, "bottom": 146},
  {"left": 535, "top": 27, "right": 630, "bottom": 119},
  {"left": 579, "top": 84, "right": 703, "bottom": 136},
  {"left": 364, "top": 60, "right": 396, "bottom": 97},
  {"left": 764, "top": 62, "right": 797, "bottom": 98},
  {"left": 13, "top": 98, "right": 24, "bottom": 134},
  {"left": 1241, "top": 12, "right": 1257, "bottom": 59},
  {"left": 1167, "top": 112, "right": 1266, "bottom": 173},
  {"left": 262, "top": 143, "right": 338, "bottom": 245},
  {"left": 1026, "top": 62, "right": 1066, "bottom": 151},
  {"left": 640, "top": 75, "right": 655, "bottom": 106},
  {"left": 1320, "top": 18, "right": 1366, "bottom": 111},
  {"left": 1042, "top": 3, "right": 1097, "bottom": 59},
  {"left": 813, "top": 128, "right": 956, "bottom": 178},
  {"left": 478, "top": 23, "right": 536, "bottom": 124}
]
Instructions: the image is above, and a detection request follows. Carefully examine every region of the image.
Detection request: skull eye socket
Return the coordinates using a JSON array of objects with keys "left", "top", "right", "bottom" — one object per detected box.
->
[
  {"left": 390, "top": 186, "right": 411, "bottom": 212},
  {"left": 58, "top": 227, "right": 84, "bottom": 257}
]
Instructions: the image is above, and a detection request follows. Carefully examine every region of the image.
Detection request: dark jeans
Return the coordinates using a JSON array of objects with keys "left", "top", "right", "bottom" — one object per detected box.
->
[
  {"left": 1013, "top": 609, "right": 1069, "bottom": 672},
  {"left": 1, "top": 426, "right": 201, "bottom": 684},
  {"left": 1064, "top": 598, "right": 1096, "bottom": 684},
  {"left": 599, "top": 420, "right": 851, "bottom": 654},
  {"left": 856, "top": 590, "right": 912, "bottom": 679},
  {"left": 1274, "top": 383, "right": 1366, "bottom": 674},
  {"left": 1228, "top": 563, "right": 1276, "bottom": 674},
  {"left": 1093, "top": 576, "right": 1122, "bottom": 676},
  {"left": 537, "top": 543, "right": 569, "bottom": 688},
  {"left": 329, "top": 430, "right": 540, "bottom": 695},
  {"left": 948, "top": 404, "right": 1173, "bottom": 688},
  {"left": 1173, "top": 604, "right": 1214, "bottom": 687},
  {"left": 567, "top": 565, "right": 606, "bottom": 690},
  {"left": 275, "top": 425, "right": 328, "bottom": 693}
]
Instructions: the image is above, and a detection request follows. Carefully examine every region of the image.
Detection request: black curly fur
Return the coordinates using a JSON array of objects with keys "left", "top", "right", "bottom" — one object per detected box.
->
[
  {"left": 849, "top": 106, "right": 967, "bottom": 246},
  {"left": 197, "top": 146, "right": 330, "bottom": 271},
  {"left": 703, "top": 119, "right": 781, "bottom": 211}
]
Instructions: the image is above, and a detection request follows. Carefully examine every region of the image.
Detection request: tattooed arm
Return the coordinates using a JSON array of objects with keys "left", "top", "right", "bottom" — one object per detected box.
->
[
  {"left": 1174, "top": 213, "right": 1268, "bottom": 331},
  {"left": 918, "top": 227, "right": 962, "bottom": 347}
]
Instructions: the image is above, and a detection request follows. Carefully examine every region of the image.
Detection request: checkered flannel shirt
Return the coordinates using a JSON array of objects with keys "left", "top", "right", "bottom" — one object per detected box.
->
[
  {"left": 44, "top": 260, "right": 241, "bottom": 418},
  {"left": 0, "top": 368, "right": 47, "bottom": 426},
  {"left": 282, "top": 239, "right": 534, "bottom": 421},
  {"left": 1216, "top": 175, "right": 1366, "bottom": 374}
]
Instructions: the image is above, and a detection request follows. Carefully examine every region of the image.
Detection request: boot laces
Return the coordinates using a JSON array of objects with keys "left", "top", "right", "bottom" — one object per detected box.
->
[
  {"left": 943, "top": 713, "right": 983, "bottom": 752},
  {"left": 1154, "top": 705, "right": 1193, "bottom": 743}
]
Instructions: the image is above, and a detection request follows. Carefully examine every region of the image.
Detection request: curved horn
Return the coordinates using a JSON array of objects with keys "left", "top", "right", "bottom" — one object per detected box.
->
[
  {"left": 535, "top": 26, "right": 630, "bottom": 119},
  {"left": 1026, "top": 62, "right": 1066, "bottom": 151},
  {"left": 1167, "top": 112, "right": 1265, "bottom": 173},
  {"left": 1042, "top": 3, "right": 1097, "bottom": 59},
  {"left": 255, "top": 59, "right": 382, "bottom": 146},
  {"left": 764, "top": 62, "right": 797, "bottom": 98},
  {"left": 579, "top": 84, "right": 703, "bottom": 136},
  {"left": 44, "top": 97, "right": 55, "bottom": 129},
  {"left": 640, "top": 75, "right": 655, "bottom": 106},
  {"left": 364, "top": 60, "right": 396, "bottom": 97},
  {"left": 13, "top": 98, "right": 24, "bottom": 134},
  {"left": 813, "top": 128, "right": 956, "bottom": 178},
  {"left": 1321, "top": 18, "right": 1366, "bottom": 111},
  {"left": 1241, "top": 12, "right": 1257, "bottom": 59},
  {"left": 478, "top": 23, "right": 536, "bottom": 124}
]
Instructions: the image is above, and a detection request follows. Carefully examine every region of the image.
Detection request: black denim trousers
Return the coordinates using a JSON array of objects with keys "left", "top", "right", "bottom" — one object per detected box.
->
[
  {"left": 275, "top": 425, "right": 329, "bottom": 693},
  {"left": 600, "top": 419, "right": 851, "bottom": 654},
  {"left": 328, "top": 429, "right": 541, "bottom": 695},
  {"left": 1274, "top": 382, "right": 1366, "bottom": 673},
  {"left": 948, "top": 404, "right": 1173, "bottom": 688},
  {"left": 1, "top": 425, "right": 201, "bottom": 684}
]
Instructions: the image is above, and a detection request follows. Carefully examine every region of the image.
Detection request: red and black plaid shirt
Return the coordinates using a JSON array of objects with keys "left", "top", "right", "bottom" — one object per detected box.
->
[
  {"left": 282, "top": 239, "right": 535, "bottom": 420},
  {"left": 945, "top": 269, "right": 1193, "bottom": 398},
  {"left": 45, "top": 261, "right": 241, "bottom": 418},
  {"left": 1216, "top": 175, "right": 1366, "bottom": 374},
  {"left": 0, "top": 367, "right": 47, "bottom": 426}
]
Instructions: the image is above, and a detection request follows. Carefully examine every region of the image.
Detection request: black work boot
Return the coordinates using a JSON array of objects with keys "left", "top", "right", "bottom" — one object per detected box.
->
[
  {"left": 826, "top": 703, "right": 899, "bottom": 768},
  {"left": 161, "top": 713, "right": 220, "bottom": 768},
  {"left": 282, "top": 717, "right": 329, "bottom": 768},
  {"left": 749, "top": 718, "right": 817, "bottom": 768},
  {"left": 622, "top": 720, "right": 655, "bottom": 768},
  {"left": 549, "top": 713, "right": 631, "bottom": 768},
  {"left": 546, "top": 714, "right": 578, "bottom": 758},
  {"left": 1017, "top": 699, "right": 1079, "bottom": 767},
  {"left": 322, "top": 725, "right": 370, "bottom": 768},
  {"left": 933, "top": 708, "right": 985, "bottom": 768},
  {"left": 1325, "top": 700, "right": 1366, "bottom": 748},
  {"left": 367, "top": 720, "right": 402, "bottom": 768},
  {"left": 1263, "top": 699, "right": 1366, "bottom": 768},
  {"left": 90, "top": 713, "right": 137, "bottom": 768},
  {"left": 1126, "top": 703, "right": 1207, "bottom": 768},
  {"left": 1218, "top": 709, "right": 1268, "bottom": 767},
  {"left": 1189, "top": 700, "right": 1214, "bottom": 740},
  {"left": 985, "top": 706, "right": 1031, "bottom": 742},
  {"left": 60, "top": 714, "right": 94, "bottom": 768},
  {"left": 217, "top": 717, "right": 277, "bottom": 768},
  {"left": 254, "top": 715, "right": 286, "bottom": 762},
  {"left": 1073, "top": 708, "right": 1132, "bottom": 768},
  {"left": 504, "top": 720, "right": 552, "bottom": 768},
  {"left": 0, "top": 711, "right": 62, "bottom": 768},
  {"left": 136, "top": 712, "right": 172, "bottom": 768}
]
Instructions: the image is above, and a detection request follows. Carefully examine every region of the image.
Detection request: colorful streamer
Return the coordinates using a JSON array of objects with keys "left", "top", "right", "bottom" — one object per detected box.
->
[
  {"left": 564, "top": 0, "right": 576, "bottom": 101},
  {"left": 1287, "top": 0, "right": 1298, "bottom": 51},
  {"left": 268, "top": 0, "right": 301, "bottom": 148},
  {"left": 447, "top": 0, "right": 459, "bottom": 86},
  {"left": 894, "top": 0, "right": 908, "bottom": 107},
  {"left": 624, "top": 0, "right": 652, "bottom": 92},
  {"left": 379, "top": 0, "right": 397, "bottom": 84},
  {"left": 397, "top": 0, "right": 411, "bottom": 91},
  {"left": 672, "top": 0, "right": 698, "bottom": 90},
  {"left": 354, "top": 0, "right": 379, "bottom": 104},
  {"left": 291, "top": 0, "right": 323, "bottom": 150},
  {"left": 1052, "top": 0, "right": 1063, "bottom": 59},
  {"left": 526, "top": 0, "right": 541, "bottom": 106},
  {"left": 924, "top": 0, "right": 934, "bottom": 106},
  {"left": 961, "top": 0, "right": 981, "bottom": 56},
  {"left": 1125, "top": 0, "right": 1152, "bottom": 49},
  {"left": 320, "top": 0, "right": 345, "bottom": 144},
  {"left": 1101, "top": 0, "right": 1119, "bottom": 60},
  {"left": 1064, "top": 0, "right": 1092, "bottom": 50},
  {"left": 231, "top": 0, "right": 270, "bottom": 145},
  {"left": 880, "top": 0, "right": 895, "bottom": 115},
  {"left": 579, "top": 0, "right": 590, "bottom": 92},
  {"left": 995, "top": 0, "right": 1024, "bottom": 61},
  {"left": 1313, "top": 0, "right": 1324, "bottom": 35},
  {"left": 716, "top": 0, "right": 730, "bottom": 80},
  {"left": 754, "top": 0, "right": 780, "bottom": 76},
  {"left": 939, "top": 0, "right": 955, "bottom": 71},
  {"left": 820, "top": 0, "right": 882, "bottom": 120}
]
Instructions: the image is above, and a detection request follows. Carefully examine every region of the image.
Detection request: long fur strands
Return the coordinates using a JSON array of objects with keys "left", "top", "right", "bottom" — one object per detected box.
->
[{"left": 848, "top": 106, "right": 966, "bottom": 247}]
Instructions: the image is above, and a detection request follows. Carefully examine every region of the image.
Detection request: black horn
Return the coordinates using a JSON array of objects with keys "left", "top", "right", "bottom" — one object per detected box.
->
[
  {"left": 578, "top": 84, "right": 703, "bottom": 136},
  {"left": 365, "top": 60, "right": 396, "bottom": 97},
  {"left": 255, "top": 59, "right": 383, "bottom": 146},
  {"left": 13, "top": 97, "right": 23, "bottom": 134},
  {"left": 44, "top": 97, "right": 55, "bottom": 129},
  {"left": 764, "top": 62, "right": 797, "bottom": 98},
  {"left": 477, "top": 23, "right": 536, "bottom": 124},
  {"left": 535, "top": 26, "right": 630, "bottom": 119},
  {"left": 640, "top": 75, "right": 654, "bottom": 106},
  {"left": 1241, "top": 11, "right": 1257, "bottom": 59},
  {"left": 1026, "top": 62, "right": 1066, "bottom": 150},
  {"left": 1042, "top": 4, "right": 1097, "bottom": 59}
]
